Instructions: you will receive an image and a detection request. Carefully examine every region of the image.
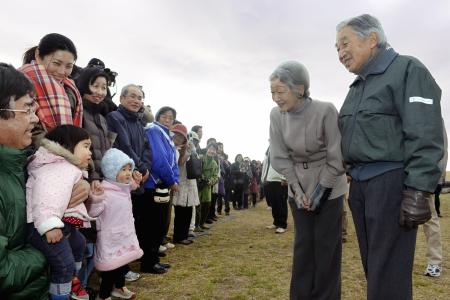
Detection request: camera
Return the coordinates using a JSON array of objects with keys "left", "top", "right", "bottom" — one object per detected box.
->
[{"left": 87, "top": 58, "right": 118, "bottom": 87}]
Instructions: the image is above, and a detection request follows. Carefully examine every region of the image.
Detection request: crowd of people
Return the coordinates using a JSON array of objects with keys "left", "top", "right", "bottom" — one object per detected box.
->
[
  {"left": 0, "top": 32, "right": 267, "bottom": 299},
  {"left": 0, "top": 12, "right": 448, "bottom": 300}
]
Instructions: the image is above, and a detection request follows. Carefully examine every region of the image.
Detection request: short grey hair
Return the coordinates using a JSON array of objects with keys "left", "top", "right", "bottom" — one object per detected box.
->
[
  {"left": 337, "top": 14, "right": 388, "bottom": 49},
  {"left": 120, "top": 84, "right": 142, "bottom": 97},
  {"left": 269, "top": 61, "right": 310, "bottom": 98}
]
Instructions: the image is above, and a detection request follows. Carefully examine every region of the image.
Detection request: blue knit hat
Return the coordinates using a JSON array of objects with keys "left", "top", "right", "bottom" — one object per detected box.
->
[{"left": 101, "top": 148, "right": 135, "bottom": 181}]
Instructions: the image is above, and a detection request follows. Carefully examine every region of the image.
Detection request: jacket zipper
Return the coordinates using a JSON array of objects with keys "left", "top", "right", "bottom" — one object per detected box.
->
[{"left": 345, "top": 80, "right": 366, "bottom": 160}]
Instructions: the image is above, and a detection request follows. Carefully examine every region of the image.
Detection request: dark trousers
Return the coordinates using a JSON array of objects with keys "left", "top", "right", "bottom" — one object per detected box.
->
[
  {"left": 28, "top": 223, "right": 85, "bottom": 284},
  {"left": 434, "top": 184, "right": 442, "bottom": 216},
  {"left": 251, "top": 193, "right": 257, "bottom": 207},
  {"left": 349, "top": 169, "right": 417, "bottom": 300},
  {"left": 233, "top": 185, "right": 244, "bottom": 208},
  {"left": 133, "top": 189, "right": 169, "bottom": 269},
  {"left": 265, "top": 181, "right": 288, "bottom": 229},
  {"left": 289, "top": 196, "right": 343, "bottom": 300},
  {"left": 99, "top": 265, "right": 128, "bottom": 298},
  {"left": 243, "top": 192, "right": 249, "bottom": 208},
  {"left": 217, "top": 194, "right": 229, "bottom": 214},
  {"left": 199, "top": 202, "right": 211, "bottom": 226},
  {"left": 208, "top": 193, "right": 218, "bottom": 220},
  {"left": 173, "top": 206, "right": 193, "bottom": 242}
]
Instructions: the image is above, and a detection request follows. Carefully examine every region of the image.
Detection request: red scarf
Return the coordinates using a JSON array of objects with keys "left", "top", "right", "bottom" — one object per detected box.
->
[{"left": 19, "top": 61, "right": 82, "bottom": 130}]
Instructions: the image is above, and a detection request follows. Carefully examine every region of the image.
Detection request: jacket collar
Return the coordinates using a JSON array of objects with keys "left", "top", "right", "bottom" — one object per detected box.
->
[
  {"left": 104, "top": 178, "right": 132, "bottom": 193},
  {"left": 0, "top": 145, "right": 27, "bottom": 173},
  {"left": 118, "top": 105, "right": 140, "bottom": 121},
  {"left": 351, "top": 47, "right": 398, "bottom": 86}
]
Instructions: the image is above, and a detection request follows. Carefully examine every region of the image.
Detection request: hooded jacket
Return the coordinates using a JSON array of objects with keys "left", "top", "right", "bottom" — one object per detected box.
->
[
  {"left": 87, "top": 180, "right": 143, "bottom": 271},
  {"left": 0, "top": 145, "right": 48, "bottom": 300},
  {"left": 26, "top": 139, "right": 94, "bottom": 235}
]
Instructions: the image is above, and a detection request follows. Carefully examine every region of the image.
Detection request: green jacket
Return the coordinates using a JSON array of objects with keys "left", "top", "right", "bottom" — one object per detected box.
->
[
  {"left": 338, "top": 48, "right": 443, "bottom": 192},
  {"left": 0, "top": 145, "right": 48, "bottom": 300},
  {"left": 199, "top": 155, "right": 219, "bottom": 203}
]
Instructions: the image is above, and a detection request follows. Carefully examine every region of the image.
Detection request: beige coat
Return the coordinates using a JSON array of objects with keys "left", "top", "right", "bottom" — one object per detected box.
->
[{"left": 269, "top": 98, "right": 347, "bottom": 199}]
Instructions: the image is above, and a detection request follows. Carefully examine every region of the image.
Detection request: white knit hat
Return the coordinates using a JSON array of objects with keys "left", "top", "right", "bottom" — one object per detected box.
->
[{"left": 101, "top": 148, "right": 135, "bottom": 181}]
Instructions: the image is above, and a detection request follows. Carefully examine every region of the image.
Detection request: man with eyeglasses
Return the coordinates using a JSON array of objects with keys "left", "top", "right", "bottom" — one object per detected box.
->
[
  {"left": 106, "top": 84, "right": 152, "bottom": 278},
  {"left": 0, "top": 63, "right": 48, "bottom": 299}
]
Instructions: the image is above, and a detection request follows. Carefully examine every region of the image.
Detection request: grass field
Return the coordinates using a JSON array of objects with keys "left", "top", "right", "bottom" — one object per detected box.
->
[{"left": 113, "top": 193, "right": 449, "bottom": 299}]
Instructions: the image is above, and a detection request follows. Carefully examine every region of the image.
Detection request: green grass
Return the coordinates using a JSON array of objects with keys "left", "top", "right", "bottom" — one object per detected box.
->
[{"left": 97, "top": 194, "right": 450, "bottom": 299}]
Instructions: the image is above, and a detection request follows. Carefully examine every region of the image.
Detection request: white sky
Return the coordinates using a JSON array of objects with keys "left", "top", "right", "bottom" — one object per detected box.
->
[{"left": 1, "top": 0, "right": 449, "bottom": 166}]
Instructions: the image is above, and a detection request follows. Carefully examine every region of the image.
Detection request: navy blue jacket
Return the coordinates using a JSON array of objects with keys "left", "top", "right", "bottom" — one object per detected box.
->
[{"left": 106, "top": 105, "right": 152, "bottom": 176}]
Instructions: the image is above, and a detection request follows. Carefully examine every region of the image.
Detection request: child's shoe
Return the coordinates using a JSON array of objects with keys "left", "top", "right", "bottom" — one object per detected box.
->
[
  {"left": 111, "top": 286, "right": 136, "bottom": 299},
  {"left": 70, "top": 276, "right": 90, "bottom": 300}
]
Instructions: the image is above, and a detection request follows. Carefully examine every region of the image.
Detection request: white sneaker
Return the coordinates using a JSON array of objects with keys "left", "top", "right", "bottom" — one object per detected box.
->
[
  {"left": 275, "top": 227, "right": 286, "bottom": 234},
  {"left": 164, "top": 242, "right": 175, "bottom": 249},
  {"left": 111, "top": 286, "right": 135, "bottom": 299},
  {"left": 266, "top": 224, "right": 277, "bottom": 229},
  {"left": 424, "top": 264, "right": 441, "bottom": 277},
  {"left": 124, "top": 270, "right": 140, "bottom": 282},
  {"left": 159, "top": 245, "right": 167, "bottom": 252},
  {"left": 266, "top": 207, "right": 272, "bottom": 210}
]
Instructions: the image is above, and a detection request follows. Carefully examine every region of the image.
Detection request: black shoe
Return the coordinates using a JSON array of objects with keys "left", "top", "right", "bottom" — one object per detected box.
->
[
  {"left": 158, "top": 251, "right": 167, "bottom": 257},
  {"left": 212, "top": 216, "right": 218, "bottom": 221},
  {"left": 157, "top": 262, "right": 171, "bottom": 269},
  {"left": 141, "top": 263, "right": 167, "bottom": 274},
  {"left": 175, "top": 239, "right": 193, "bottom": 245},
  {"left": 200, "top": 225, "right": 210, "bottom": 230},
  {"left": 205, "top": 219, "right": 213, "bottom": 224}
]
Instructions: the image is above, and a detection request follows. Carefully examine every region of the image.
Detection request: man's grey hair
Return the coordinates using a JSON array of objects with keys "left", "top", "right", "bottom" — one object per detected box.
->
[
  {"left": 337, "top": 14, "right": 388, "bottom": 49},
  {"left": 269, "top": 61, "right": 310, "bottom": 98},
  {"left": 120, "top": 84, "right": 143, "bottom": 97}
]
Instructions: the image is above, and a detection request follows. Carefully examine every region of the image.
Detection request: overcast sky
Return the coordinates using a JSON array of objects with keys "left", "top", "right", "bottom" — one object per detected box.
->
[{"left": 1, "top": 0, "right": 449, "bottom": 166}]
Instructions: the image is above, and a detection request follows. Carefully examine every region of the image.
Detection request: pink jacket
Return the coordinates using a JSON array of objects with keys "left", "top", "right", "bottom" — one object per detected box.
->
[
  {"left": 88, "top": 179, "right": 143, "bottom": 271},
  {"left": 26, "top": 139, "right": 94, "bottom": 235}
]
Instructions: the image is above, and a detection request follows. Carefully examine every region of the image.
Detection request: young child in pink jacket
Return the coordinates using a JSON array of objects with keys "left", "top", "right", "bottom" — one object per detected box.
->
[
  {"left": 88, "top": 148, "right": 143, "bottom": 300},
  {"left": 26, "top": 125, "right": 95, "bottom": 300}
]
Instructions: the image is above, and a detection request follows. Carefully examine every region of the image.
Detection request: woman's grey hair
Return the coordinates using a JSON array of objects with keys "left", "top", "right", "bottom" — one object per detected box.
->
[
  {"left": 336, "top": 14, "right": 388, "bottom": 49},
  {"left": 120, "top": 84, "right": 142, "bottom": 97},
  {"left": 269, "top": 61, "right": 310, "bottom": 98}
]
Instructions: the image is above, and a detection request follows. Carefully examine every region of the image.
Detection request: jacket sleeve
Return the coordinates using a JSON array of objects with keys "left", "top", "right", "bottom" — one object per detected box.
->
[
  {"left": 85, "top": 192, "right": 105, "bottom": 218},
  {"left": 30, "top": 165, "right": 80, "bottom": 235},
  {"left": 147, "top": 129, "right": 177, "bottom": 187},
  {"left": 319, "top": 103, "right": 346, "bottom": 188},
  {"left": 269, "top": 108, "right": 298, "bottom": 186},
  {"left": 395, "top": 62, "right": 444, "bottom": 192},
  {"left": 107, "top": 112, "right": 148, "bottom": 175},
  {"left": 0, "top": 198, "right": 48, "bottom": 298}
]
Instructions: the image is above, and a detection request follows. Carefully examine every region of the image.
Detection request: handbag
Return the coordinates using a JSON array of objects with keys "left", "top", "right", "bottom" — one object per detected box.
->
[
  {"left": 154, "top": 187, "right": 170, "bottom": 203},
  {"left": 186, "top": 152, "right": 202, "bottom": 179}
]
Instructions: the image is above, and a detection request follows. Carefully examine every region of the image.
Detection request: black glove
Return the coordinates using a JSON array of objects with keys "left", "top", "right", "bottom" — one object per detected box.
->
[
  {"left": 309, "top": 183, "right": 332, "bottom": 213},
  {"left": 399, "top": 187, "right": 432, "bottom": 230}
]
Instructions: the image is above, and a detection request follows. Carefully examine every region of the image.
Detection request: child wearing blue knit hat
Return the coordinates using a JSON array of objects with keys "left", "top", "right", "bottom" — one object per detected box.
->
[{"left": 88, "top": 148, "right": 143, "bottom": 300}]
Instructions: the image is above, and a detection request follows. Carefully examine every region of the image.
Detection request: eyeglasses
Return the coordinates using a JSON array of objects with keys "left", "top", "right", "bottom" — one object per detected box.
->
[{"left": 0, "top": 106, "right": 36, "bottom": 115}]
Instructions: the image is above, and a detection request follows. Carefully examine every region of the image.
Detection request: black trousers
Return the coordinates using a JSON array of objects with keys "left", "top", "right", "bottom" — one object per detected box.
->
[
  {"left": 173, "top": 206, "right": 193, "bottom": 242},
  {"left": 199, "top": 202, "right": 211, "bottom": 226},
  {"left": 133, "top": 189, "right": 169, "bottom": 269},
  {"left": 233, "top": 185, "right": 243, "bottom": 208},
  {"left": 289, "top": 196, "right": 343, "bottom": 300},
  {"left": 99, "top": 265, "right": 128, "bottom": 298},
  {"left": 265, "top": 181, "right": 288, "bottom": 229},
  {"left": 251, "top": 193, "right": 257, "bottom": 207},
  {"left": 349, "top": 169, "right": 417, "bottom": 300},
  {"left": 207, "top": 193, "right": 218, "bottom": 220},
  {"left": 434, "top": 183, "right": 442, "bottom": 216},
  {"left": 217, "top": 194, "right": 229, "bottom": 214}
]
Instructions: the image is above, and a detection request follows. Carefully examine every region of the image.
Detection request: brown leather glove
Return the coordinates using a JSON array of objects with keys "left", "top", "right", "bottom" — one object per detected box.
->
[{"left": 399, "top": 187, "right": 432, "bottom": 230}]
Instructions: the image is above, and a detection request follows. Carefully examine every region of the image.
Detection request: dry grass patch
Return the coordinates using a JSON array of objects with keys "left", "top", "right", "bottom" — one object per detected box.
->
[{"left": 92, "top": 194, "right": 449, "bottom": 299}]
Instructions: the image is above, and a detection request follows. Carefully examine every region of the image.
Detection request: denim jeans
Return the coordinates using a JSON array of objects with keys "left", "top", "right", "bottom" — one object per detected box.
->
[
  {"left": 28, "top": 222, "right": 86, "bottom": 284},
  {"left": 79, "top": 242, "right": 95, "bottom": 287}
]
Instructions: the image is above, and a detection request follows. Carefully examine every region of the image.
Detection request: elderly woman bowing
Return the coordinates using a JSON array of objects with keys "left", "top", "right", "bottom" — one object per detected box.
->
[{"left": 269, "top": 61, "right": 347, "bottom": 300}]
